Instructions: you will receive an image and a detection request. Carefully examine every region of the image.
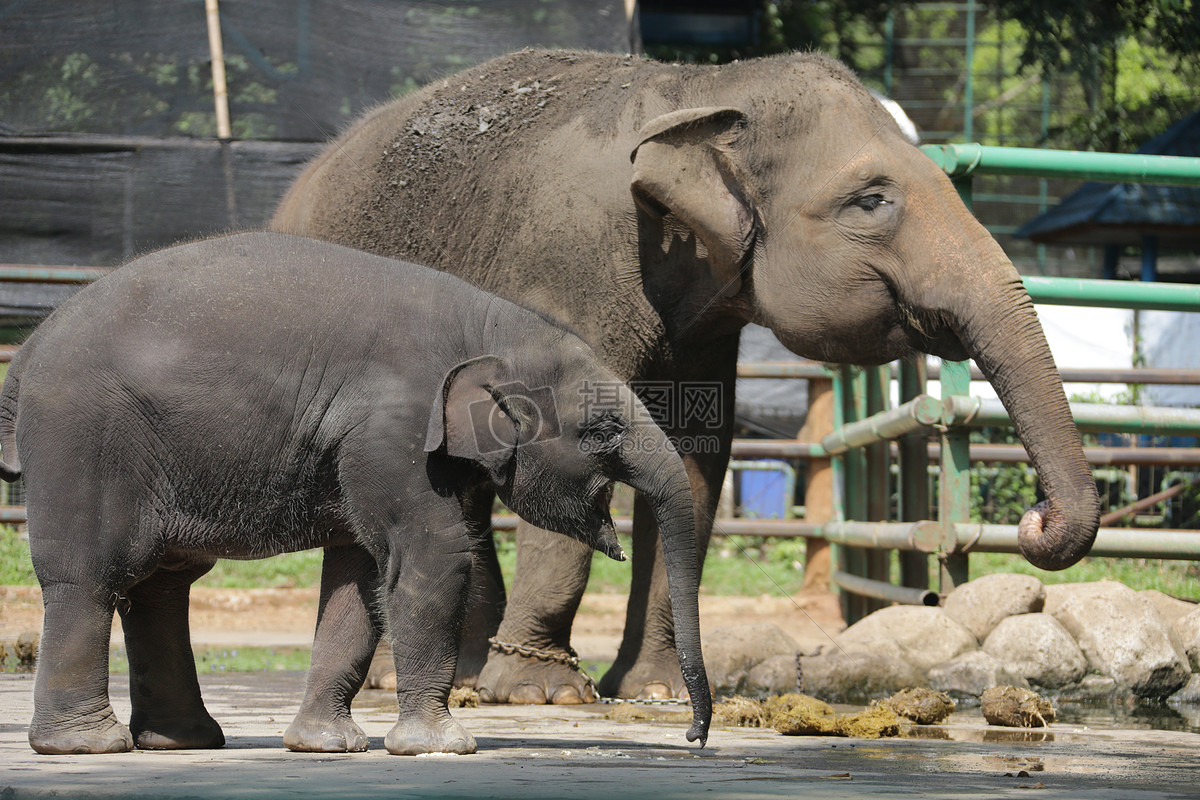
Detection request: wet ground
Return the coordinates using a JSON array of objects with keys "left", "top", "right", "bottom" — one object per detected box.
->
[{"left": 3, "top": 671, "right": 1199, "bottom": 800}]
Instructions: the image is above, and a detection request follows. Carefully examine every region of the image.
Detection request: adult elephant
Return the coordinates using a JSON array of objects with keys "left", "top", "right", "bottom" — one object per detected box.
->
[{"left": 272, "top": 49, "right": 1100, "bottom": 704}]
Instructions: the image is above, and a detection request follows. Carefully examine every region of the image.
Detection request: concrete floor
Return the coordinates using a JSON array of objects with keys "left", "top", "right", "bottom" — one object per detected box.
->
[{"left": 2, "top": 671, "right": 1198, "bottom": 800}]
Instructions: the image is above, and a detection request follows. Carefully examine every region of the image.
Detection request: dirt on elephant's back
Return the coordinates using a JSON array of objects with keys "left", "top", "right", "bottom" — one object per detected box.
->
[{"left": 0, "top": 587, "right": 845, "bottom": 658}]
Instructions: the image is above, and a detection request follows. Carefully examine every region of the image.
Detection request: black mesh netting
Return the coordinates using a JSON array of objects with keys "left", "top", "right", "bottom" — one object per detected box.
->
[
  {"left": 1, "top": 0, "right": 630, "bottom": 139},
  {"left": 0, "top": 0, "right": 630, "bottom": 324}
]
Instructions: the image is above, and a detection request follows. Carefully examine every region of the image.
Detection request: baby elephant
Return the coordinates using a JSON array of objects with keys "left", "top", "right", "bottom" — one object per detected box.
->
[{"left": 1, "top": 232, "right": 711, "bottom": 756}]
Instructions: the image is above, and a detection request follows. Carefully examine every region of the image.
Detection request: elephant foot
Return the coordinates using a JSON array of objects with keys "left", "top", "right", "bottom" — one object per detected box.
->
[
  {"left": 284, "top": 713, "right": 368, "bottom": 753},
  {"left": 365, "top": 644, "right": 397, "bottom": 691},
  {"left": 385, "top": 715, "right": 476, "bottom": 755},
  {"left": 475, "top": 646, "right": 596, "bottom": 705},
  {"left": 598, "top": 651, "right": 688, "bottom": 701},
  {"left": 365, "top": 642, "right": 486, "bottom": 690},
  {"left": 131, "top": 710, "right": 225, "bottom": 750},
  {"left": 29, "top": 709, "right": 134, "bottom": 755}
]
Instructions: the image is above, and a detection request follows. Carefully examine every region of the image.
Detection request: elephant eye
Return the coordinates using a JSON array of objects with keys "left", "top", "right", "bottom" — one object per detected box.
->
[
  {"left": 580, "top": 412, "right": 626, "bottom": 455},
  {"left": 853, "top": 193, "right": 891, "bottom": 212}
]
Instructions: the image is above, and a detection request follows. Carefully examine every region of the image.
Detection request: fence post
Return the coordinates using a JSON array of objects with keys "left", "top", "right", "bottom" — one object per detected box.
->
[
  {"left": 795, "top": 378, "right": 841, "bottom": 622},
  {"left": 839, "top": 366, "right": 871, "bottom": 622},
  {"left": 898, "top": 357, "right": 930, "bottom": 589},
  {"left": 864, "top": 364, "right": 892, "bottom": 613},
  {"left": 939, "top": 359, "right": 972, "bottom": 590}
]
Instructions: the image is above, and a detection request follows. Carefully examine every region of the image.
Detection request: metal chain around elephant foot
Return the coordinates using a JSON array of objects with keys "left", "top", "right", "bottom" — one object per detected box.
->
[{"left": 485, "top": 637, "right": 690, "bottom": 706}]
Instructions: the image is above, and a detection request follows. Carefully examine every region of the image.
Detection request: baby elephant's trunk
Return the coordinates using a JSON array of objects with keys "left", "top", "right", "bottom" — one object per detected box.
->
[{"left": 614, "top": 418, "right": 712, "bottom": 746}]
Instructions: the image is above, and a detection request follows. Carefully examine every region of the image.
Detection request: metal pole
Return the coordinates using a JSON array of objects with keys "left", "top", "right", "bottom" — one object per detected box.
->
[
  {"left": 1024, "top": 275, "right": 1200, "bottom": 312},
  {"left": 938, "top": 360, "right": 972, "bottom": 590},
  {"left": 945, "top": 395, "right": 1200, "bottom": 437},
  {"left": 922, "top": 143, "right": 1200, "bottom": 187},
  {"left": 1141, "top": 235, "right": 1159, "bottom": 283},
  {"left": 963, "top": 0, "right": 976, "bottom": 144},
  {"left": 864, "top": 365, "right": 892, "bottom": 613},
  {"left": 819, "top": 394, "right": 943, "bottom": 454},
  {"left": 832, "top": 571, "right": 939, "bottom": 607},
  {"left": 897, "top": 357, "right": 930, "bottom": 590}
]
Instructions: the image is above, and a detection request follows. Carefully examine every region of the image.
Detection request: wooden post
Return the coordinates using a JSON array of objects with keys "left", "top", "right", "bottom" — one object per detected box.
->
[
  {"left": 205, "top": 0, "right": 233, "bottom": 140},
  {"left": 794, "top": 378, "right": 843, "bottom": 624}
]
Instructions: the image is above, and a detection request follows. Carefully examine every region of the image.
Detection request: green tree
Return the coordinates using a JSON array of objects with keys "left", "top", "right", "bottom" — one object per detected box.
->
[{"left": 981, "top": 0, "right": 1200, "bottom": 151}]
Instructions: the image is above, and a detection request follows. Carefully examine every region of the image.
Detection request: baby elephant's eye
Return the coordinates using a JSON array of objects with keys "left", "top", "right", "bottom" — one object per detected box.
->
[
  {"left": 854, "top": 193, "right": 890, "bottom": 212},
  {"left": 580, "top": 413, "right": 626, "bottom": 454}
]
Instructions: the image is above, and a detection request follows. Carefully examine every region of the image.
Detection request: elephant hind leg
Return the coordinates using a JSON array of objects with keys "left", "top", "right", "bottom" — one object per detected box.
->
[
  {"left": 29, "top": 584, "right": 132, "bottom": 754},
  {"left": 122, "top": 560, "right": 225, "bottom": 750}
]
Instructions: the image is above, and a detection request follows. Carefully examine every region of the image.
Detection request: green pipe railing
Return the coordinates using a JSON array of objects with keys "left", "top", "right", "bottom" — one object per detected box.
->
[
  {"left": 1024, "top": 276, "right": 1200, "bottom": 312},
  {"left": 922, "top": 143, "right": 1200, "bottom": 186}
]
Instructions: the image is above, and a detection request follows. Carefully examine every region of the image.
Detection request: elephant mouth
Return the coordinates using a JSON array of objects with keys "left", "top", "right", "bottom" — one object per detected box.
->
[{"left": 592, "top": 482, "right": 625, "bottom": 561}]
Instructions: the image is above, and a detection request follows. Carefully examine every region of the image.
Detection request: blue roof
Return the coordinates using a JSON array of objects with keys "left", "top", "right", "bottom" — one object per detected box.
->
[{"left": 1014, "top": 108, "right": 1200, "bottom": 247}]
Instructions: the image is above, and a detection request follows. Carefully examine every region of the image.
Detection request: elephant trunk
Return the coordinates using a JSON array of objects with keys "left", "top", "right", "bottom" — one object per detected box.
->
[
  {"left": 948, "top": 262, "right": 1100, "bottom": 570},
  {"left": 614, "top": 418, "right": 712, "bottom": 746}
]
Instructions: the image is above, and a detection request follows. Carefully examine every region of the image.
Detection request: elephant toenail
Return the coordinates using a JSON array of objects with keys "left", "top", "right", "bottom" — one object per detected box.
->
[
  {"left": 509, "top": 683, "right": 549, "bottom": 705},
  {"left": 550, "top": 685, "right": 584, "bottom": 705},
  {"left": 637, "top": 682, "right": 672, "bottom": 701}
]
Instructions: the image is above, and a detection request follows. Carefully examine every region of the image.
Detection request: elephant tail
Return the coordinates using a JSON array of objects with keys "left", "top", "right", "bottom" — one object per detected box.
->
[{"left": 0, "top": 347, "right": 24, "bottom": 481}]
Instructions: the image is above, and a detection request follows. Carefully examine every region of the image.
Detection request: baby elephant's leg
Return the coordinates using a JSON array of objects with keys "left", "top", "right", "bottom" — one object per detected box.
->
[
  {"left": 285, "top": 543, "right": 381, "bottom": 752},
  {"left": 26, "top": 485, "right": 149, "bottom": 756},
  {"left": 122, "top": 561, "right": 224, "bottom": 750},
  {"left": 29, "top": 583, "right": 132, "bottom": 755},
  {"left": 382, "top": 528, "right": 477, "bottom": 756}
]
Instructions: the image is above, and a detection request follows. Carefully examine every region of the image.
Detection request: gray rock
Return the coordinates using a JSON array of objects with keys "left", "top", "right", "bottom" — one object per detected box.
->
[
  {"left": 837, "top": 606, "right": 976, "bottom": 673},
  {"left": 747, "top": 653, "right": 801, "bottom": 695},
  {"left": 1140, "top": 590, "right": 1197, "bottom": 629},
  {"left": 1043, "top": 581, "right": 1115, "bottom": 618},
  {"left": 798, "top": 648, "right": 927, "bottom": 703},
  {"left": 704, "top": 623, "right": 800, "bottom": 695},
  {"left": 943, "top": 573, "right": 1046, "bottom": 642},
  {"left": 1173, "top": 606, "right": 1200, "bottom": 672},
  {"left": 981, "top": 613, "right": 1087, "bottom": 689},
  {"left": 1056, "top": 673, "right": 1129, "bottom": 703},
  {"left": 927, "top": 650, "right": 1030, "bottom": 698},
  {"left": 1167, "top": 673, "right": 1200, "bottom": 705},
  {"left": 1049, "top": 580, "right": 1190, "bottom": 699}
]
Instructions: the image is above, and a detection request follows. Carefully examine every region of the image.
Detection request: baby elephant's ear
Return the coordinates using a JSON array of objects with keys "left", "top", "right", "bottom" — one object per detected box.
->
[{"left": 425, "top": 355, "right": 516, "bottom": 481}]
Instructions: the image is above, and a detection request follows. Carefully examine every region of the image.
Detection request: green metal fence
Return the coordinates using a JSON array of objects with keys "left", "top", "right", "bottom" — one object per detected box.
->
[{"left": 824, "top": 144, "right": 1200, "bottom": 620}]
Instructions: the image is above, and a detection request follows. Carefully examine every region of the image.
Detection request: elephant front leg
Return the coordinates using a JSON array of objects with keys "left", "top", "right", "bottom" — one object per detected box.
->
[
  {"left": 475, "top": 522, "right": 597, "bottom": 705},
  {"left": 366, "top": 487, "right": 504, "bottom": 692},
  {"left": 123, "top": 561, "right": 224, "bottom": 749},
  {"left": 285, "top": 543, "right": 380, "bottom": 753},
  {"left": 382, "top": 541, "right": 477, "bottom": 755},
  {"left": 29, "top": 586, "right": 133, "bottom": 755}
]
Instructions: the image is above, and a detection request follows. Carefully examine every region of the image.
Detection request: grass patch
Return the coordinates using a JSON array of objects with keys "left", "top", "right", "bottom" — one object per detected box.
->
[
  {"left": 965, "top": 552, "right": 1200, "bottom": 600},
  {"left": 195, "top": 551, "right": 324, "bottom": 589},
  {"left": 105, "top": 646, "right": 311, "bottom": 675},
  {"left": 0, "top": 645, "right": 312, "bottom": 675},
  {"left": 0, "top": 526, "right": 36, "bottom": 584}
]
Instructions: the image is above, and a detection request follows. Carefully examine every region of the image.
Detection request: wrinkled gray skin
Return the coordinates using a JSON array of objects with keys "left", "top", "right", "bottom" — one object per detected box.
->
[
  {"left": 273, "top": 49, "right": 1101, "bottom": 703},
  {"left": 0, "top": 232, "right": 711, "bottom": 755}
]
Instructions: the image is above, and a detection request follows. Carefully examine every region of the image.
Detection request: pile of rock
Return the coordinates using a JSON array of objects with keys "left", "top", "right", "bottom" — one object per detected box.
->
[{"left": 705, "top": 576, "right": 1200, "bottom": 706}]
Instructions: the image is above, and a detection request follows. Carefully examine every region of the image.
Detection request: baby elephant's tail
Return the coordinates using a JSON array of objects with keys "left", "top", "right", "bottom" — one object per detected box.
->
[{"left": 0, "top": 355, "right": 23, "bottom": 481}]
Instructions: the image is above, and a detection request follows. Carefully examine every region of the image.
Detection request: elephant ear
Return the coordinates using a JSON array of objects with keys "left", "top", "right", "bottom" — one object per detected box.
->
[
  {"left": 424, "top": 354, "right": 517, "bottom": 483},
  {"left": 630, "top": 106, "right": 754, "bottom": 298}
]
